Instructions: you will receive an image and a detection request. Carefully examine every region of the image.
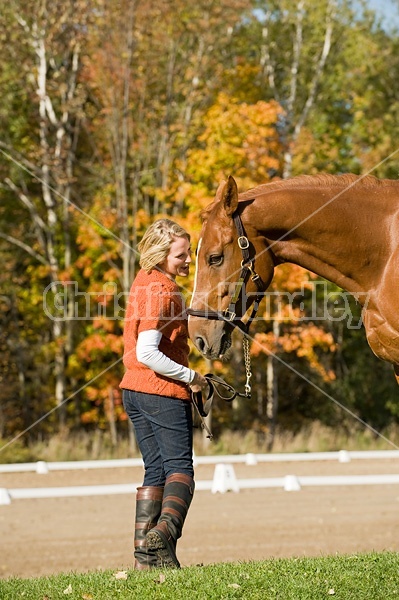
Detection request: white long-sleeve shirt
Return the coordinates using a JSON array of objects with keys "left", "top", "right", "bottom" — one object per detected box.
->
[{"left": 136, "top": 329, "right": 195, "bottom": 384}]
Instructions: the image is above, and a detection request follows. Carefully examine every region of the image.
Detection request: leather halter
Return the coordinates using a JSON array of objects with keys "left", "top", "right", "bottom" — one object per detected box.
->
[{"left": 187, "top": 211, "right": 266, "bottom": 335}]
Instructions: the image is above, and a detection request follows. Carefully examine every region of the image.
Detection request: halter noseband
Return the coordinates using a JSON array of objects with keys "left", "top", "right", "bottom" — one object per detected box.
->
[{"left": 187, "top": 210, "right": 266, "bottom": 335}]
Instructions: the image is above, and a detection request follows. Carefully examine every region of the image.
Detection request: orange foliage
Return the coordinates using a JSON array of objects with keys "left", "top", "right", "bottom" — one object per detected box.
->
[
  {"left": 269, "top": 264, "right": 316, "bottom": 293},
  {"left": 252, "top": 324, "right": 336, "bottom": 382},
  {"left": 77, "top": 333, "right": 123, "bottom": 362}
]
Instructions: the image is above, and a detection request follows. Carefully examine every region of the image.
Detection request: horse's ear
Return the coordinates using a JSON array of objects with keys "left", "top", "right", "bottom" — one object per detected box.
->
[
  {"left": 222, "top": 176, "right": 238, "bottom": 217},
  {"left": 215, "top": 180, "right": 226, "bottom": 197}
]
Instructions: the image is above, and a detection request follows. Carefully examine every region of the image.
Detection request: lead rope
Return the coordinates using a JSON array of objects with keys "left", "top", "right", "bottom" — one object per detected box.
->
[
  {"left": 191, "top": 396, "right": 213, "bottom": 440},
  {"left": 191, "top": 338, "right": 251, "bottom": 440}
]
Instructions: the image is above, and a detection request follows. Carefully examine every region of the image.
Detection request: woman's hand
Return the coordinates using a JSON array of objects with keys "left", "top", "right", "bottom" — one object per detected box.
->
[{"left": 189, "top": 371, "right": 208, "bottom": 393}]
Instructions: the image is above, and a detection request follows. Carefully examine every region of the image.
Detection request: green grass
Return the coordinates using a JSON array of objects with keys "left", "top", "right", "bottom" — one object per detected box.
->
[
  {"left": 2, "top": 421, "right": 399, "bottom": 464},
  {"left": 1, "top": 553, "right": 399, "bottom": 600}
]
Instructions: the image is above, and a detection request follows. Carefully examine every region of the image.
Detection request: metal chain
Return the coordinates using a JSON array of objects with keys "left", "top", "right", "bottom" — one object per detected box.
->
[{"left": 243, "top": 336, "right": 252, "bottom": 397}]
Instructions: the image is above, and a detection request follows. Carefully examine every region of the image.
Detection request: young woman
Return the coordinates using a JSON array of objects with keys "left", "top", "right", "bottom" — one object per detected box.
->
[{"left": 120, "top": 219, "right": 207, "bottom": 570}]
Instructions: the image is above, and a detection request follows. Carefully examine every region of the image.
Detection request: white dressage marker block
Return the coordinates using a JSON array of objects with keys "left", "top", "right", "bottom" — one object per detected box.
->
[
  {"left": 245, "top": 453, "right": 258, "bottom": 465},
  {"left": 211, "top": 463, "right": 240, "bottom": 494},
  {"left": 36, "top": 461, "right": 49, "bottom": 474},
  {"left": 284, "top": 475, "right": 301, "bottom": 491},
  {"left": 338, "top": 450, "right": 351, "bottom": 463},
  {"left": 0, "top": 488, "right": 11, "bottom": 505}
]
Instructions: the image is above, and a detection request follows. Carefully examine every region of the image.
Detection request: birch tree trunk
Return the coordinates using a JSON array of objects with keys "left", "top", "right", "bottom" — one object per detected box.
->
[
  {"left": 259, "top": 0, "right": 336, "bottom": 178},
  {"left": 258, "top": 0, "right": 336, "bottom": 439},
  {"left": 107, "top": 2, "right": 137, "bottom": 296},
  {"left": 5, "top": 0, "right": 89, "bottom": 426}
]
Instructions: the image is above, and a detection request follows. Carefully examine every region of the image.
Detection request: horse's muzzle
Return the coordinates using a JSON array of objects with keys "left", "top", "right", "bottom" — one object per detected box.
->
[{"left": 193, "top": 330, "right": 231, "bottom": 359}]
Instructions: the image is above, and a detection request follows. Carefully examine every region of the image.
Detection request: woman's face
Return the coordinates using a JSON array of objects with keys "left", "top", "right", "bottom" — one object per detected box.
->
[{"left": 158, "top": 236, "right": 192, "bottom": 280}]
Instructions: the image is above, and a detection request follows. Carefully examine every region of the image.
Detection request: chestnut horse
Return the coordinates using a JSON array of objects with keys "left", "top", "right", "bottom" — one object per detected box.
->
[{"left": 188, "top": 174, "right": 399, "bottom": 383}]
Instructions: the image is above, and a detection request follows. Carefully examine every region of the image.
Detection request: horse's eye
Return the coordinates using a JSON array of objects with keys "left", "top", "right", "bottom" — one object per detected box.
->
[{"left": 209, "top": 254, "right": 224, "bottom": 266}]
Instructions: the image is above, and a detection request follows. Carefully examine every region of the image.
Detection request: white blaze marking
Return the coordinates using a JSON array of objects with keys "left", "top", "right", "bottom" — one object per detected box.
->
[{"left": 189, "top": 237, "right": 202, "bottom": 311}]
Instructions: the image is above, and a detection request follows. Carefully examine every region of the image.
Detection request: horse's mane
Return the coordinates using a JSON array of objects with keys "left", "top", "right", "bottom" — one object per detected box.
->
[{"left": 238, "top": 173, "right": 398, "bottom": 202}]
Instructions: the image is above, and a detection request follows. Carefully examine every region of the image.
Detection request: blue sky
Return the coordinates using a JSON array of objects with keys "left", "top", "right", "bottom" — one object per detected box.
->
[{"left": 365, "top": 0, "right": 399, "bottom": 28}]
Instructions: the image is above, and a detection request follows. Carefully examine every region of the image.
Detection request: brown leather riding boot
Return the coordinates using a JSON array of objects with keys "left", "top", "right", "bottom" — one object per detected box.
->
[
  {"left": 145, "top": 473, "right": 194, "bottom": 569},
  {"left": 134, "top": 485, "right": 164, "bottom": 570}
]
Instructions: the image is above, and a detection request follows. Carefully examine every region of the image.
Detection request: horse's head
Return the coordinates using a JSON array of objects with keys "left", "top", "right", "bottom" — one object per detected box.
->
[{"left": 188, "top": 176, "right": 275, "bottom": 359}]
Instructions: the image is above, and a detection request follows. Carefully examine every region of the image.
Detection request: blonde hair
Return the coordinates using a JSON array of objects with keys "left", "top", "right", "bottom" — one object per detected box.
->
[{"left": 138, "top": 219, "right": 190, "bottom": 272}]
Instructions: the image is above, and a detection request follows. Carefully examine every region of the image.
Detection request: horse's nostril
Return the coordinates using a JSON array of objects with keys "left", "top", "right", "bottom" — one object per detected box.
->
[
  {"left": 219, "top": 332, "right": 232, "bottom": 356},
  {"left": 196, "top": 336, "right": 206, "bottom": 353}
]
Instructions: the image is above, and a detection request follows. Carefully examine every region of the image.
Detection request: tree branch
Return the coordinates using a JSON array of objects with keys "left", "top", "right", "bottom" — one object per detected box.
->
[
  {"left": 294, "top": 0, "right": 336, "bottom": 139},
  {"left": 0, "top": 142, "right": 41, "bottom": 177},
  {"left": 287, "top": 0, "right": 305, "bottom": 118},
  {"left": 260, "top": 11, "right": 279, "bottom": 103},
  {"left": 0, "top": 232, "right": 48, "bottom": 265},
  {"left": 4, "top": 177, "right": 48, "bottom": 255}
]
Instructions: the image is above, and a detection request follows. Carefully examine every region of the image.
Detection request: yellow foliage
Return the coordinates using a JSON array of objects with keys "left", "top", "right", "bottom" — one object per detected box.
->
[
  {"left": 186, "top": 93, "right": 284, "bottom": 190},
  {"left": 269, "top": 264, "right": 315, "bottom": 293}
]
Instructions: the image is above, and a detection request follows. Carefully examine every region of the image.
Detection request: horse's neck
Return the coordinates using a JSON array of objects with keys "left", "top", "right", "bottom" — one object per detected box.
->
[{"left": 246, "top": 185, "right": 392, "bottom": 294}]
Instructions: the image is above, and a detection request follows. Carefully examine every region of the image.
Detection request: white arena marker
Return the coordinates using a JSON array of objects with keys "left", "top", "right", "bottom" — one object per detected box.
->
[
  {"left": 338, "top": 450, "right": 351, "bottom": 463},
  {"left": 211, "top": 463, "right": 240, "bottom": 494},
  {"left": 284, "top": 475, "right": 301, "bottom": 492},
  {"left": 0, "top": 488, "right": 11, "bottom": 505},
  {"left": 245, "top": 453, "right": 258, "bottom": 465},
  {"left": 36, "top": 461, "right": 49, "bottom": 474}
]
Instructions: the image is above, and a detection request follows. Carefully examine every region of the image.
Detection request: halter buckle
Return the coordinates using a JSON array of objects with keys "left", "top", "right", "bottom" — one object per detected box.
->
[
  {"left": 223, "top": 310, "right": 236, "bottom": 322},
  {"left": 237, "top": 236, "right": 249, "bottom": 250}
]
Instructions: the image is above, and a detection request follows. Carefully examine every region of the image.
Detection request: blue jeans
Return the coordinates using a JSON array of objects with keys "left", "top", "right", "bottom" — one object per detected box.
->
[{"left": 122, "top": 389, "right": 194, "bottom": 487}]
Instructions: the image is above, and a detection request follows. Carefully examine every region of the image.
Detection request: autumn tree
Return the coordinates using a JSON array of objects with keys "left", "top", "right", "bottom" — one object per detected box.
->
[
  {"left": 184, "top": 92, "right": 339, "bottom": 444},
  {"left": 70, "top": 0, "right": 257, "bottom": 439},
  {"left": 1, "top": 0, "right": 399, "bottom": 448},
  {"left": 0, "top": 0, "right": 96, "bottom": 427}
]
